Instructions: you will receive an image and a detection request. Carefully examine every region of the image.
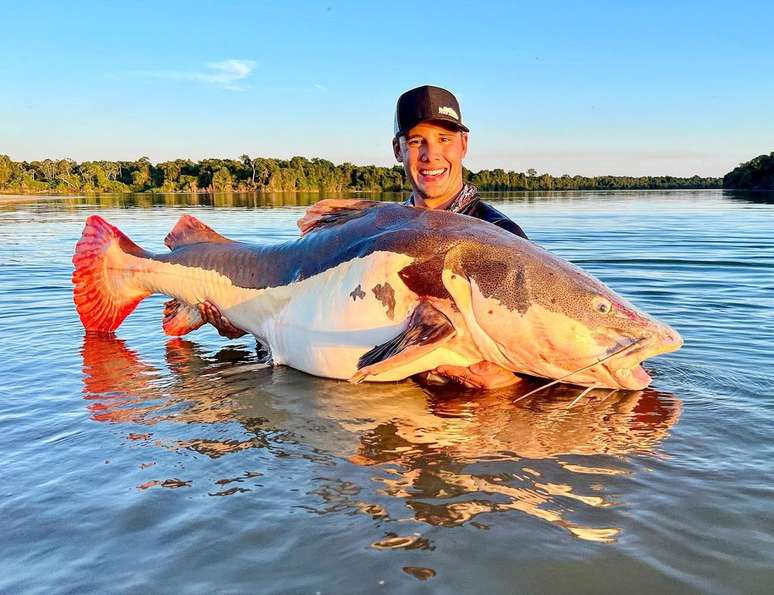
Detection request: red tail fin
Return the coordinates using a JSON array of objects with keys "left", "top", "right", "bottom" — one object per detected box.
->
[{"left": 72, "top": 215, "right": 152, "bottom": 332}]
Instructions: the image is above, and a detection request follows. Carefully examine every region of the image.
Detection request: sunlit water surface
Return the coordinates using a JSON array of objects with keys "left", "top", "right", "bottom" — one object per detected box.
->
[{"left": 2, "top": 190, "right": 773, "bottom": 594}]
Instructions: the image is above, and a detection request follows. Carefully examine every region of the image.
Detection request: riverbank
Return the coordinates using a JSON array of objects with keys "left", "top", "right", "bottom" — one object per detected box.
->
[{"left": 0, "top": 154, "right": 723, "bottom": 195}]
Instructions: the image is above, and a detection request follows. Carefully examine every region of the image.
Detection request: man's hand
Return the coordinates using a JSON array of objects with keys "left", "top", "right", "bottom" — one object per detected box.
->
[
  {"left": 431, "top": 361, "right": 521, "bottom": 390},
  {"left": 197, "top": 300, "right": 247, "bottom": 339}
]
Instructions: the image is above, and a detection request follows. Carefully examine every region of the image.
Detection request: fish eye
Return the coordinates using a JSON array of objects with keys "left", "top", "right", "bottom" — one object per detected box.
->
[{"left": 593, "top": 297, "right": 612, "bottom": 314}]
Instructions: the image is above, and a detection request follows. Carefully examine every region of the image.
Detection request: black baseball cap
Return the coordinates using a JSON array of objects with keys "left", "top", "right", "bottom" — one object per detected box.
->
[{"left": 394, "top": 85, "right": 469, "bottom": 138}]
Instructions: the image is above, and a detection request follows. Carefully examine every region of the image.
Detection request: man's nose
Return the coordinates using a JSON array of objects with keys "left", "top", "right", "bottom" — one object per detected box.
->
[{"left": 420, "top": 141, "right": 441, "bottom": 161}]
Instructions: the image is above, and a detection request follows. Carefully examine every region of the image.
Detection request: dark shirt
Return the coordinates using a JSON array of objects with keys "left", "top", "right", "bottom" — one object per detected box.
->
[{"left": 403, "top": 184, "right": 528, "bottom": 240}]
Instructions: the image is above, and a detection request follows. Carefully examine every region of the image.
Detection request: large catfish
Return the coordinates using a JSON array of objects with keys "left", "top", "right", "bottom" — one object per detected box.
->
[{"left": 72, "top": 199, "right": 682, "bottom": 389}]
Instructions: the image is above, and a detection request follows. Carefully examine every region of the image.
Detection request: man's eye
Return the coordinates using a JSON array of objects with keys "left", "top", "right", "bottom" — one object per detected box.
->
[{"left": 439, "top": 137, "right": 452, "bottom": 143}]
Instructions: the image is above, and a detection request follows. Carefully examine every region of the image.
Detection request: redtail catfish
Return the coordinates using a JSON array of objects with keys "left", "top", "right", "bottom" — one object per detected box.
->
[{"left": 72, "top": 199, "right": 682, "bottom": 389}]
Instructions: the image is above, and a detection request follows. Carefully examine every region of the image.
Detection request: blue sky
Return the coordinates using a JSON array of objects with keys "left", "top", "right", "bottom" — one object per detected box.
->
[{"left": 1, "top": 0, "right": 772, "bottom": 176}]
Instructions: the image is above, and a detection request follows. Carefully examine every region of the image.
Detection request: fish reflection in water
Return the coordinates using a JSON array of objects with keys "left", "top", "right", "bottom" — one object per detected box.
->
[{"left": 81, "top": 334, "right": 681, "bottom": 543}]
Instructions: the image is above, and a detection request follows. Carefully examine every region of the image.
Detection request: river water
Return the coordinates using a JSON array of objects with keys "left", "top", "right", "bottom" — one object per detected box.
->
[{"left": 1, "top": 190, "right": 772, "bottom": 594}]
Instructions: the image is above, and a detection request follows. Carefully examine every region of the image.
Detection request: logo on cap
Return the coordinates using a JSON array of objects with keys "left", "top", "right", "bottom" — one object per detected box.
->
[{"left": 438, "top": 106, "right": 459, "bottom": 120}]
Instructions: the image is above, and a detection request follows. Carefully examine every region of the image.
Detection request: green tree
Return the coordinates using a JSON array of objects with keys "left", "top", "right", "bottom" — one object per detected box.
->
[
  {"left": 0, "top": 154, "right": 15, "bottom": 189},
  {"left": 212, "top": 166, "right": 233, "bottom": 191},
  {"left": 723, "top": 152, "right": 774, "bottom": 190}
]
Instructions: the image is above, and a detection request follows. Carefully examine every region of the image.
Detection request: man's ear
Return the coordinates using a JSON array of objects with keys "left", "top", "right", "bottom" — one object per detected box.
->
[
  {"left": 460, "top": 132, "right": 469, "bottom": 160},
  {"left": 392, "top": 137, "right": 403, "bottom": 163}
]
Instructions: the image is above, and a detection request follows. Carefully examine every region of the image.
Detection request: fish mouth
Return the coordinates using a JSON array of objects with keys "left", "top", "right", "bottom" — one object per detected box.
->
[
  {"left": 604, "top": 362, "right": 653, "bottom": 390},
  {"left": 603, "top": 328, "right": 683, "bottom": 390},
  {"left": 496, "top": 334, "right": 678, "bottom": 391}
]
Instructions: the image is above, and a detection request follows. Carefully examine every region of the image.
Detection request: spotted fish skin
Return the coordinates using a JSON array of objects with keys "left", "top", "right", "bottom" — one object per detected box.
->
[{"left": 72, "top": 201, "right": 682, "bottom": 388}]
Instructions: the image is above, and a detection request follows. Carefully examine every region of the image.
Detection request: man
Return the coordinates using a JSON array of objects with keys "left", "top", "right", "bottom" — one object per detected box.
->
[
  {"left": 197, "top": 85, "right": 526, "bottom": 389},
  {"left": 389, "top": 85, "right": 526, "bottom": 389},
  {"left": 393, "top": 85, "right": 528, "bottom": 240}
]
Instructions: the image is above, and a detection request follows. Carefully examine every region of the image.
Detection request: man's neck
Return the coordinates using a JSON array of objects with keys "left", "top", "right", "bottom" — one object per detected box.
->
[{"left": 412, "top": 184, "right": 464, "bottom": 210}]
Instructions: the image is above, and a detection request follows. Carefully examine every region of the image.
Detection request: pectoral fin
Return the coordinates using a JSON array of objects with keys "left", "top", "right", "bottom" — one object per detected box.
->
[
  {"left": 350, "top": 301, "right": 455, "bottom": 383},
  {"left": 162, "top": 299, "right": 205, "bottom": 336}
]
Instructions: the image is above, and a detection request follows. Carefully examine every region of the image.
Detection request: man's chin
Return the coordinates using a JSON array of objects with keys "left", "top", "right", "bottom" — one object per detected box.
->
[{"left": 415, "top": 182, "right": 454, "bottom": 201}]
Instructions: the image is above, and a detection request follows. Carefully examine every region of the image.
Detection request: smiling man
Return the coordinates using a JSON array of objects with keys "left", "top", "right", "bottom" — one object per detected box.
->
[
  {"left": 393, "top": 85, "right": 528, "bottom": 239},
  {"left": 390, "top": 85, "right": 527, "bottom": 389},
  {"left": 198, "top": 85, "right": 527, "bottom": 389}
]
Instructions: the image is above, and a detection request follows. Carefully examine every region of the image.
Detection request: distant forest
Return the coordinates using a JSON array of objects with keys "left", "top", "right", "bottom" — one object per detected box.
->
[
  {"left": 0, "top": 153, "right": 722, "bottom": 194},
  {"left": 723, "top": 153, "right": 774, "bottom": 190}
]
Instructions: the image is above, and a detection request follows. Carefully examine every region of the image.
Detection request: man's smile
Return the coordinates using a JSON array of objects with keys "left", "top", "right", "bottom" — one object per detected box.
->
[{"left": 419, "top": 167, "right": 448, "bottom": 180}]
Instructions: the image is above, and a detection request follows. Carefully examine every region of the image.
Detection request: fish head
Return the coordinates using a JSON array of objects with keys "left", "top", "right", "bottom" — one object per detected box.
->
[{"left": 446, "top": 241, "right": 683, "bottom": 390}]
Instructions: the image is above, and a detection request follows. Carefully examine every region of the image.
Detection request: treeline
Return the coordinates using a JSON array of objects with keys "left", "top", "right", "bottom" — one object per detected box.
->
[
  {"left": 0, "top": 154, "right": 721, "bottom": 194},
  {"left": 466, "top": 170, "right": 720, "bottom": 191},
  {"left": 723, "top": 153, "right": 774, "bottom": 190},
  {"left": 0, "top": 155, "right": 402, "bottom": 194}
]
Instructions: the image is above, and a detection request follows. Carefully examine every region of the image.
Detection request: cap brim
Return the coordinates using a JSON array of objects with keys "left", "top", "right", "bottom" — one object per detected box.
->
[{"left": 395, "top": 117, "right": 469, "bottom": 138}]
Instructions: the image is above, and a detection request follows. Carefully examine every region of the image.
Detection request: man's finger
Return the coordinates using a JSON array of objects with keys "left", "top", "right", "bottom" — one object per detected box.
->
[
  {"left": 163, "top": 299, "right": 178, "bottom": 317},
  {"left": 197, "top": 302, "right": 211, "bottom": 323},
  {"left": 433, "top": 363, "right": 519, "bottom": 390},
  {"left": 433, "top": 365, "right": 484, "bottom": 389},
  {"left": 198, "top": 300, "right": 248, "bottom": 339}
]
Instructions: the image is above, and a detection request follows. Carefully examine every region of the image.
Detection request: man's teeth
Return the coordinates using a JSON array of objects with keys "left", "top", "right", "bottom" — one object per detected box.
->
[{"left": 420, "top": 169, "right": 446, "bottom": 176}]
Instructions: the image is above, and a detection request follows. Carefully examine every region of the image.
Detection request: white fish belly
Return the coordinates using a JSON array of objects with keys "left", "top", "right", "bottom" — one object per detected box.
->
[{"left": 263, "top": 251, "right": 424, "bottom": 379}]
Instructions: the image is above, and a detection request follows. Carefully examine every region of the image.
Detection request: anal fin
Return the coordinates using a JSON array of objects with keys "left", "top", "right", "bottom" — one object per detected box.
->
[
  {"left": 163, "top": 299, "right": 205, "bottom": 336},
  {"left": 350, "top": 302, "right": 455, "bottom": 383}
]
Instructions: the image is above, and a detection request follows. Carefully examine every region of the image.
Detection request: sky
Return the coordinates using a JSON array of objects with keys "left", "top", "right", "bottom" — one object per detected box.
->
[{"left": 1, "top": 0, "right": 772, "bottom": 177}]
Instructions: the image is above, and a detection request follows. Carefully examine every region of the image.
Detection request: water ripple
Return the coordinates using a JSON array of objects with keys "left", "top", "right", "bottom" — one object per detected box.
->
[{"left": 2, "top": 191, "right": 773, "bottom": 593}]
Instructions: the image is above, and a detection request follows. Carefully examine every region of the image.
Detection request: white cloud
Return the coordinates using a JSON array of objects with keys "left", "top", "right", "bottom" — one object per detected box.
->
[
  {"left": 193, "top": 60, "right": 256, "bottom": 90},
  {"left": 115, "top": 59, "right": 256, "bottom": 91}
]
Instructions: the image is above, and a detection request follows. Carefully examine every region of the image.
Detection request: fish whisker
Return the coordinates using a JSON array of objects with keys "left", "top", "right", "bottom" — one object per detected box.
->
[
  {"left": 566, "top": 384, "right": 598, "bottom": 409},
  {"left": 512, "top": 338, "right": 645, "bottom": 404}
]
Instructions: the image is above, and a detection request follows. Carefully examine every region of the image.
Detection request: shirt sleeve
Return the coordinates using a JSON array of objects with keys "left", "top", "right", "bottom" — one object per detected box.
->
[
  {"left": 492, "top": 217, "right": 529, "bottom": 239},
  {"left": 475, "top": 202, "right": 529, "bottom": 239}
]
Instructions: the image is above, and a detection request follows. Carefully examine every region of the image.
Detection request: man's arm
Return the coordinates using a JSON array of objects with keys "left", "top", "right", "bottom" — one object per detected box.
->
[
  {"left": 429, "top": 361, "right": 521, "bottom": 390},
  {"left": 477, "top": 202, "right": 529, "bottom": 239},
  {"left": 492, "top": 217, "right": 529, "bottom": 239}
]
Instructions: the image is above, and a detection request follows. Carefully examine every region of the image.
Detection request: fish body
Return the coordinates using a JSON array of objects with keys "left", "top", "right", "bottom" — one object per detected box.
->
[{"left": 72, "top": 200, "right": 682, "bottom": 389}]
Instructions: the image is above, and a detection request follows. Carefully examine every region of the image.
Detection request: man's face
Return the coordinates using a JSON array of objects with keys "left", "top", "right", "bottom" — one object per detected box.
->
[{"left": 393, "top": 121, "right": 468, "bottom": 204}]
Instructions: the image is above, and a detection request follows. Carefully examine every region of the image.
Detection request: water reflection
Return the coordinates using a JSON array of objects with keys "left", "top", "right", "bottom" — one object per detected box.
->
[
  {"left": 1, "top": 188, "right": 737, "bottom": 213},
  {"left": 81, "top": 334, "right": 682, "bottom": 542},
  {"left": 722, "top": 189, "right": 774, "bottom": 205},
  {"left": 0, "top": 191, "right": 405, "bottom": 212},
  {"left": 1, "top": 189, "right": 625, "bottom": 212}
]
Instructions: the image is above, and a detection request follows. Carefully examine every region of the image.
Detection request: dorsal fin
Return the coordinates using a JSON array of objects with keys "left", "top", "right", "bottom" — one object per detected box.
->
[
  {"left": 164, "top": 215, "right": 233, "bottom": 250},
  {"left": 297, "top": 199, "right": 384, "bottom": 236}
]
